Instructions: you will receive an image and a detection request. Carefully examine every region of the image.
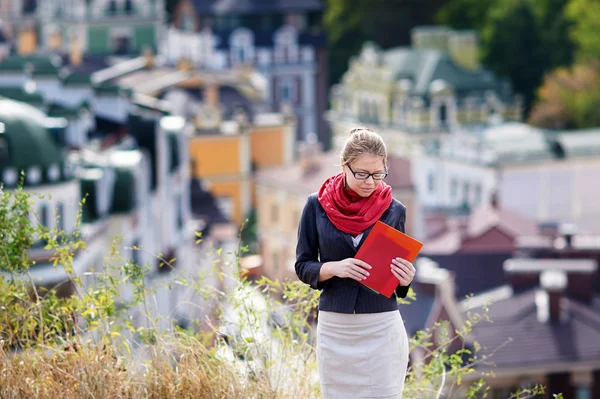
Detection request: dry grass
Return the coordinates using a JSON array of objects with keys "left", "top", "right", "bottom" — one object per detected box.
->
[
  {"left": 0, "top": 337, "right": 249, "bottom": 399},
  {"left": 0, "top": 329, "right": 319, "bottom": 399}
]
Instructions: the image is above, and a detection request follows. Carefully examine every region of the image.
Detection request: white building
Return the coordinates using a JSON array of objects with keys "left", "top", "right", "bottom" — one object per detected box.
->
[
  {"left": 159, "top": 0, "right": 329, "bottom": 144},
  {"left": 0, "top": 96, "right": 195, "bottom": 329}
]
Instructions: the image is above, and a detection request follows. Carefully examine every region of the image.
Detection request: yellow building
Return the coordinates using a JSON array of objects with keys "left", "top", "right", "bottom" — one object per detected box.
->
[
  {"left": 112, "top": 63, "right": 297, "bottom": 227},
  {"left": 189, "top": 112, "right": 295, "bottom": 226},
  {"left": 255, "top": 144, "right": 418, "bottom": 283}
]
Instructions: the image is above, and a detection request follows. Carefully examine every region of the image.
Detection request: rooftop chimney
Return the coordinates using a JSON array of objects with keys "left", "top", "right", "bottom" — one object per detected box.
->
[{"left": 537, "top": 270, "right": 567, "bottom": 323}]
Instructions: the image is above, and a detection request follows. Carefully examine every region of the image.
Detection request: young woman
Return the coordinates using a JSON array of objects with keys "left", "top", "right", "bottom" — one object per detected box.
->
[{"left": 295, "top": 128, "right": 415, "bottom": 398}]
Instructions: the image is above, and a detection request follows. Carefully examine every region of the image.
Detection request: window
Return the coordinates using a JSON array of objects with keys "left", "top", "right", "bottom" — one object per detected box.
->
[
  {"left": 39, "top": 204, "right": 49, "bottom": 228},
  {"left": 0, "top": 128, "right": 9, "bottom": 162},
  {"left": 56, "top": 202, "right": 65, "bottom": 232},
  {"left": 177, "top": 195, "right": 183, "bottom": 229},
  {"left": 292, "top": 210, "right": 300, "bottom": 230},
  {"left": 113, "top": 35, "right": 131, "bottom": 55},
  {"left": 131, "top": 240, "right": 141, "bottom": 267},
  {"left": 462, "top": 182, "right": 470, "bottom": 205},
  {"left": 274, "top": 26, "right": 298, "bottom": 63},
  {"left": 428, "top": 173, "right": 435, "bottom": 194},
  {"left": 271, "top": 203, "right": 279, "bottom": 224},
  {"left": 279, "top": 78, "right": 295, "bottom": 103},
  {"left": 230, "top": 28, "right": 254, "bottom": 66},
  {"left": 124, "top": 0, "right": 133, "bottom": 15},
  {"left": 450, "top": 178, "right": 458, "bottom": 199},
  {"left": 272, "top": 251, "right": 280, "bottom": 274},
  {"left": 439, "top": 103, "right": 448, "bottom": 125},
  {"left": 107, "top": 0, "right": 117, "bottom": 15},
  {"left": 473, "top": 184, "right": 482, "bottom": 206}
]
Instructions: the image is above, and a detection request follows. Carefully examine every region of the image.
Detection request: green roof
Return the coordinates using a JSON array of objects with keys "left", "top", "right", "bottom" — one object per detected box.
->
[
  {"left": 61, "top": 71, "right": 92, "bottom": 86},
  {"left": 0, "top": 88, "right": 44, "bottom": 105},
  {"left": 0, "top": 55, "right": 63, "bottom": 74},
  {"left": 380, "top": 47, "right": 502, "bottom": 97},
  {"left": 47, "top": 103, "right": 81, "bottom": 119},
  {"left": 0, "top": 98, "right": 71, "bottom": 187}
]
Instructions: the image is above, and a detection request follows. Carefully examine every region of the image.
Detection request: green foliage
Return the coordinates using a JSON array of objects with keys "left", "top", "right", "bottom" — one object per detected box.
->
[
  {"left": 481, "top": 1, "right": 548, "bottom": 113},
  {"left": 438, "top": 0, "right": 575, "bottom": 114},
  {"left": 566, "top": 0, "right": 600, "bottom": 61},
  {"left": 0, "top": 183, "right": 562, "bottom": 398},
  {"left": 436, "top": 0, "right": 496, "bottom": 31},
  {"left": 324, "top": 0, "right": 445, "bottom": 85},
  {"left": 529, "top": 60, "right": 600, "bottom": 129}
]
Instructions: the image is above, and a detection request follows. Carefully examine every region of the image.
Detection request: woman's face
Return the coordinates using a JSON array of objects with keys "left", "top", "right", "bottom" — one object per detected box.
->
[{"left": 343, "top": 154, "right": 387, "bottom": 197}]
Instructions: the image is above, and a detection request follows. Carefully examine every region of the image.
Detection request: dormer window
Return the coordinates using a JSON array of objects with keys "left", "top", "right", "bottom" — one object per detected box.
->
[
  {"left": 274, "top": 26, "right": 298, "bottom": 64},
  {"left": 124, "top": 0, "right": 133, "bottom": 15},
  {"left": 230, "top": 28, "right": 254, "bottom": 66},
  {"left": 279, "top": 77, "right": 296, "bottom": 103},
  {"left": 107, "top": 0, "right": 117, "bottom": 15}
]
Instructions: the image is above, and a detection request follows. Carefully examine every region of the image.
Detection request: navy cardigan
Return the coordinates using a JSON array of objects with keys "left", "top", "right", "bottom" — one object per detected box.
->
[{"left": 295, "top": 193, "right": 410, "bottom": 314}]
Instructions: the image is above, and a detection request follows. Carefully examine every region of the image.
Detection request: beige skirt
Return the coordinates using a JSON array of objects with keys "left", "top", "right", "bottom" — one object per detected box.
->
[{"left": 317, "top": 310, "right": 409, "bottom": 399}]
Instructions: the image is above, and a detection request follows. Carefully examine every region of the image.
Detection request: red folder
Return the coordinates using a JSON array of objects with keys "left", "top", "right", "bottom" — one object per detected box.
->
[{"left": 354, "top": 221, "right": 423, "bottom": 298}]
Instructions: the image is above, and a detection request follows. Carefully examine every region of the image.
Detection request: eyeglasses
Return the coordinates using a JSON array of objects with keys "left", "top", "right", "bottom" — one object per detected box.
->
[{"left": 346, "top": 164, "right": 388, "bottom": 181}]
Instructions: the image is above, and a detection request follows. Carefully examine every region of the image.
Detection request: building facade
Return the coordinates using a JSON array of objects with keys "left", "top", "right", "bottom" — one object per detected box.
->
[
  {"left": 0, "top": 89, "right": 194, "bottom": 330},
  {"left": 329, "top": 26, "right": 522, "bottom": 140},
  {"left": 36, "top": 0, "right": 164, "bottom": 56},
  {"left": 162, "top": 0, "right": 329, "bottom": 146}
]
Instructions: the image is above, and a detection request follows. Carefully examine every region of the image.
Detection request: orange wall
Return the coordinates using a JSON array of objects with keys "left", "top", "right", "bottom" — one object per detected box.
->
[
  {"left": 251, "top": 127, "right": 285, "bottom": 168},
  {"left": 18, "top": 30, "right": 36, "bottom": 55},
  {"left": 189, "top": 136, "right": 241, "bottom": 178}
]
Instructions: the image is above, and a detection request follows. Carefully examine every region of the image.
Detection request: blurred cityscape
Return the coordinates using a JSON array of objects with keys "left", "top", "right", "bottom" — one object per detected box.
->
[{"left": 1, "top": 0, "right": 600, "bottom": 398}]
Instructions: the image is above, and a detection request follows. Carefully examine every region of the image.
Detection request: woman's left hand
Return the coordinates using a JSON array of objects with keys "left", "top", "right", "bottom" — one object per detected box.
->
[{"left": 391, "top": 258, "right": 415, "bottom": 286}]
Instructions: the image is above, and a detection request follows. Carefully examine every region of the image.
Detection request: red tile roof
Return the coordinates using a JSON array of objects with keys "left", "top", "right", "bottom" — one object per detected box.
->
[{"left": 423, "top": 205, "right": 539, "bottom": 255}]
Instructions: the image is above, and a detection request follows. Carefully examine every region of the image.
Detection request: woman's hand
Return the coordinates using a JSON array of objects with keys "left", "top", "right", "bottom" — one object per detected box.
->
[
  {"left": 391, "top": 258, "right": 415, "bottom": 286},
  {"left": 329, "top": 258, "right": 372, "bottom": 282}
]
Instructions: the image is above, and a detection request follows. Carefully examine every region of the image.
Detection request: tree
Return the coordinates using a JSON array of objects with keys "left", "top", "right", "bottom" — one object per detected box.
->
[
  {"left": 438, "top": 0, "right": 575, "bottom": 114},
  {"left": 482, "top": 1, "right": 549, "bottom": 113},
  {"left": 529, "top": 60, "right": 600, "bottom": 129},
  {"left": 566, "top": 0, "right": 600, "bottom": 61},
  {"left": 531, "top": 0, "right": 575, "bottom": 68},
  {"left": 436, "top": 0, "right": 497, "bottom": 31},
  {"left": 324, "top": 0, "right": 446, "bottom": 85}
]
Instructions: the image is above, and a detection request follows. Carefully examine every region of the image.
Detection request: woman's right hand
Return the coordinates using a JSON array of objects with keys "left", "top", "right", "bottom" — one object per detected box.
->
[{"left": 329, "top": 258, "right": 372, "bottom": 281}]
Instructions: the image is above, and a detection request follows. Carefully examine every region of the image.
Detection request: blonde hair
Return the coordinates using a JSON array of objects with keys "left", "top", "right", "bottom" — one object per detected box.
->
[{"left": 340, "top": 128, "right": 388, "bottom": 168}]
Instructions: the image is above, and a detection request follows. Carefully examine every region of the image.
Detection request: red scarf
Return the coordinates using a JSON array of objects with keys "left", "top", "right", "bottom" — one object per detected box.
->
[{"left": 318, "top": 172, "right": 393, "bottom": 236}]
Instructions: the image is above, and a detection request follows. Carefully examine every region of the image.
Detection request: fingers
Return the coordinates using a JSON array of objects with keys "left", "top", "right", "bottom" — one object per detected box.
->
[
  {"left": 348, "top": 270, "right": 366, "bottom": 281},
  {"left": 391, "top": 267, "right": 410, "bottom": 285},
  {"left": 352, "top": 259, "right": 372, "bottom": 270},
  {"left": 351, "top": 264, "right": 370, "bottom": 279},
  {"left": 392, "top": 258, "right": 415, "bottom": 274},
  {"left": 392, "top": 258, "right": 415, "bottom": 284},
  {"left": 391, "top": 264, "right": 410, "bottom": 281}
]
